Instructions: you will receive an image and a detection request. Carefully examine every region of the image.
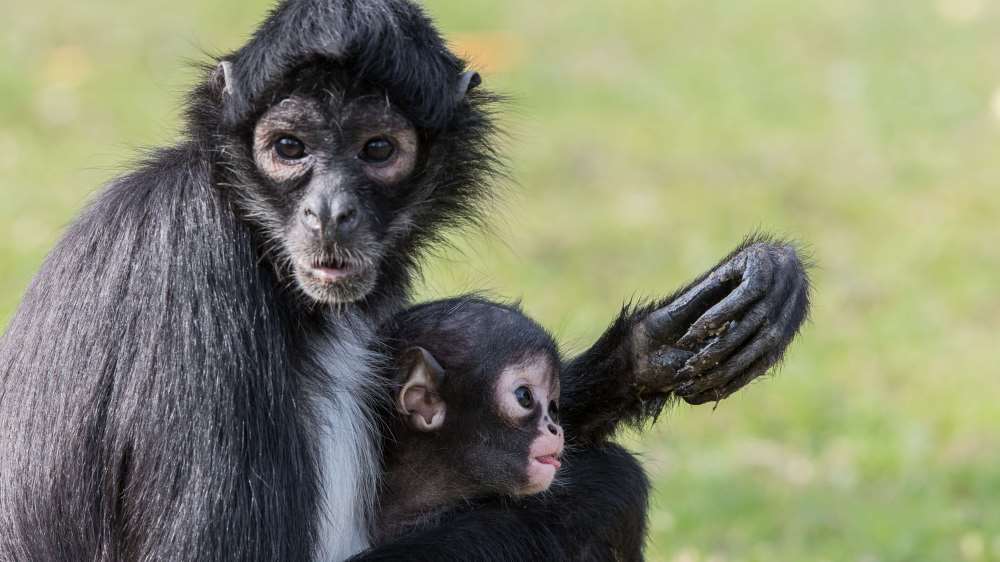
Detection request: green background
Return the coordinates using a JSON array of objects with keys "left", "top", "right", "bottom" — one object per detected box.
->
[{"left": 2, "top": 0, "right": 999, "bottom": 560}]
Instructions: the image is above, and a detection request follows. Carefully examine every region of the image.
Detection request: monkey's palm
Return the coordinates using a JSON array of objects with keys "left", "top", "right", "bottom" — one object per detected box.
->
[{"left": 635, "top": 240, "right": 810, "bottom": 405}]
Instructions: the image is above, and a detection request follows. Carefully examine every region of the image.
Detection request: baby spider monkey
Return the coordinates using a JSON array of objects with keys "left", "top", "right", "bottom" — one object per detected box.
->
[{"left": 374, "top": 296, "right": 565, "bottom": 543}]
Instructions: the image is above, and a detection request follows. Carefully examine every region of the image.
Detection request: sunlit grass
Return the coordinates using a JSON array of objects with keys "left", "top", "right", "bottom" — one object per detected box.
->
[{"left": 2, "top": 0, "right": 999, "bottom": 560}]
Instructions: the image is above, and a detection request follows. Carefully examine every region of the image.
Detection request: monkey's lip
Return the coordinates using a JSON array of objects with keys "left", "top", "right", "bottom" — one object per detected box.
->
[
  {"left": 306, "top": 260, "right": 361, "bottom": 283},
  {"left": 533, "top": 455, "right": 562, "bottom": 470}
]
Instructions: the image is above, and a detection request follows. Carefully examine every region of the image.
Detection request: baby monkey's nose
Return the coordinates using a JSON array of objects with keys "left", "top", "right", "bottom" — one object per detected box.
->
[{"left": 547, "top": 423, "right": 560, "bottom": 436}]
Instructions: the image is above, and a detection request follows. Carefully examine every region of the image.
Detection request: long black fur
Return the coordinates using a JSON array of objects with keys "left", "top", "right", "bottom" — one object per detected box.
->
[{"left": 0, "top": 146, "right": 314, "bottom": 561}]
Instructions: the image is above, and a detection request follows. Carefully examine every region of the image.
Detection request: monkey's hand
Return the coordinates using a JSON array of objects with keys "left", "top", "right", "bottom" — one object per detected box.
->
[
  {"left": 632, "top": 238, "right": 811, "bottom": 405},
  {"left": 559, "top": 236, "right": 810, "bottom": 444}
]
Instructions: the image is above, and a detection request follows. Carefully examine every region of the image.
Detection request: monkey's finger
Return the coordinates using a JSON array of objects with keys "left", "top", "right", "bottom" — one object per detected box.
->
[
  {"left": 683, "top": 356, "right": 771, "bottom": 405},
  {"left": 681, "top": 296, "right": 770, "bottom": 377},
  {"left": 641, "top": 270, "right": 738, "bottom": 342},
  {"left": 681, "top": 263, "right": 792, "bottom": 374},
  {"left": 708, "top": 285, "right": 802, "bottom": 401},
  {"left": 675, "top": 279, "right": 806, "bottom": 399},
  {"left": 676, "top": 248, "right": 773, "bottom": 349},
  {"left": 644, "top": 347, "right": 696, "bottom": 391},
  {"left": 674, "top": 342, "right": 766, "bottom": 399}
]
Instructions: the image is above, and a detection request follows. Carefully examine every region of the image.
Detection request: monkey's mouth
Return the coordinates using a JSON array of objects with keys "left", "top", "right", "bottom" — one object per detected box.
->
[
  {"left": 521, "top": 452, "right": 562, "bottom": 495},
  {"left": 288, "top": 245, "right": 380, "bottom": 304},
  {"left": 306, "top": 258, "right": 361, "bottom": 284},
  {"left": 532, "top": 454, "right": 562, "bottom": 470}
]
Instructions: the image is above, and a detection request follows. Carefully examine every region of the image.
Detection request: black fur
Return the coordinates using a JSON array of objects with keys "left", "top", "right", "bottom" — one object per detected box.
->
[{"left": 384, "top": 296, "right": 560, "bottom": 388}]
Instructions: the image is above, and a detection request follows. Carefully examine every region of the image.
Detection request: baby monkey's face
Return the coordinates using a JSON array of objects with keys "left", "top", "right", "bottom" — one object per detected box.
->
[
  {"left": 394, "top": 347, "right": 565, "bottom": 497},
  {"left": 494, "top": 354, "right": 564, "bottom": 495}
]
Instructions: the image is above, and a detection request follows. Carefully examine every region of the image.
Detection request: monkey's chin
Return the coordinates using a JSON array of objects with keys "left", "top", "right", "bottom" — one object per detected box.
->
[
  {"left": 520, "top": 456, "right": 561, "bottom": 495},
  {"left": 294, "top": 263, "right": 378, "bottom": 305}
]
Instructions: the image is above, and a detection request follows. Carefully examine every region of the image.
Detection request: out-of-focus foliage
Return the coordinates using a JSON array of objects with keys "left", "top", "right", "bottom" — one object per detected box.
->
[{"left": 2, "top": 0, "right": 999, "bottom": 560}]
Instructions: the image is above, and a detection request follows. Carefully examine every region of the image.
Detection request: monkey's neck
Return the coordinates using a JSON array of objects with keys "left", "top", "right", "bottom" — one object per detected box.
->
[{"left": 377, "top": 435, "right": 480, "bottom": 542}]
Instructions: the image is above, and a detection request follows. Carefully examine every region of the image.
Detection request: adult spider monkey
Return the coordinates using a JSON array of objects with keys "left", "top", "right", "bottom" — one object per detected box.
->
[{"left": 0, "top": 0, "right": 809, "bottom": 560}]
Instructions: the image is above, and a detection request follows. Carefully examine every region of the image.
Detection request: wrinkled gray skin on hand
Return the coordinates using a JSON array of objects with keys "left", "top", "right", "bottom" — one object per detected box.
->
[{"left": 632, "top": 240, "right": 811, "bottom": 405}]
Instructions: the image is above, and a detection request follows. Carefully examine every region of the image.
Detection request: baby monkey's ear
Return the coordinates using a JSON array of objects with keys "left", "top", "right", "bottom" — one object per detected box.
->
[{"left": 396, "top": 347, "right": 446, "bottom": 431}]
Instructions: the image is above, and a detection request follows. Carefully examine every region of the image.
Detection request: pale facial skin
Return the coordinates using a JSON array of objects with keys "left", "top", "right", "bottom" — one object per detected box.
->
[{"left": 494, "top": 355, "right": 564, "bottom": 495}]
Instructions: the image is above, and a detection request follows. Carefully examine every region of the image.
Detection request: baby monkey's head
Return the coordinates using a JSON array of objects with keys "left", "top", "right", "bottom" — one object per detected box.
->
[{"left": 387, "top": 296, "right": 564, "bottom": 496}]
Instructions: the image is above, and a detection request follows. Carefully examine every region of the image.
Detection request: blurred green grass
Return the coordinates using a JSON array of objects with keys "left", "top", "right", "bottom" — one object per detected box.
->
[{"left": 2, "top": 0, "right": 999, "bottom": 560}]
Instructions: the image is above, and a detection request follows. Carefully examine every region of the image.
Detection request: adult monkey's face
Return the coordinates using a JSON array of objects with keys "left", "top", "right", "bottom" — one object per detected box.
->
[
  {"left": 219, "top": 59, "right": 492, "bottom": 305},
  {"left": 249, "top": 69, "right": 423, "bottom": 304},
  {"left": 203, "top": 0, "right": 497, "bottom": 306}
]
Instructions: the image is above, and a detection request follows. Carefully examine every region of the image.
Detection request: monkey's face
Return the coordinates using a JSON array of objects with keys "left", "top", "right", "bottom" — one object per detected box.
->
[
  {"left": 490, "top": 355, "right": 564, "bottom": 496},
  {"left": 246, "top": 91, "right": 420, "bottom": 304},
  {"left": 232, "top": 65, "right": 494, "bottom": 305}
]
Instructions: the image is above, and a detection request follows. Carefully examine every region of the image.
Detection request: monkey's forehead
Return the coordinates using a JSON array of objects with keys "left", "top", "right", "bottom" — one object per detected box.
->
[
  {"left": 496, "top": 354, "right": 559, "bottom": 388},
  {"left": 255, "top": 91, "right": 417, "bottom": 130}
]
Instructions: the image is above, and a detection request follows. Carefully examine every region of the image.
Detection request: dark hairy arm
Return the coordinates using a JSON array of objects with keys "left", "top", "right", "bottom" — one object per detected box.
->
[{"left": 560, "top": 234, "right": 812, "bottom": 445}]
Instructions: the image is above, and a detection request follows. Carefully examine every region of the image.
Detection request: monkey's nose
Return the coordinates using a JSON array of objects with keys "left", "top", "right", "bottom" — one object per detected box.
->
[
  {"left": 301, "top": 197, "right": 359, "bottom": 240},
  {"left": 547, "top": 423, "right": 560, "bottom": 436}
]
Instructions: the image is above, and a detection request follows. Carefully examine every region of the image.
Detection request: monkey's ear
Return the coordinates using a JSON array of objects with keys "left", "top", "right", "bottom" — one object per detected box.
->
[
  {"left": 455, "top": 70, "right": 482, "bottom": 103},
  {"left": 214, "top": 60, "right": 251, "bottom": 126},
  {"left": 396, "top": 347, "right": 446, "bottom": 432},
  {"left": 213, "top": 61, "right": 237, "bottom": 99}
]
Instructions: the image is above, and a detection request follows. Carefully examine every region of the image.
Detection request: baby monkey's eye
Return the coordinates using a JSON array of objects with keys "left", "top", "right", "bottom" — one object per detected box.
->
[
  {"left": 548, "top": 400, "right": 559, "bottom": 422},
  {"left": 274, "top": 136, "right": 307, "bottom": 160},
  {"left": 359, "top": 137, "right": 395, "bottom": 163},
  {"left": 514, "top": 386, "right": 534, "bottom": 409}
]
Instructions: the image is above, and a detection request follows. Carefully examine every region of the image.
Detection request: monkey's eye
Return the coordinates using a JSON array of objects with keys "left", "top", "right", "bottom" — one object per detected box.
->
[
  {"left": 359, "top": 137, "right": 395, "bottom": 163},
  {"left": 548, "top": 401, "right": 560, "bottom": 422},
  {"left": 274, "top": 136, "right": 307, "bottom": 160},
  {"left": 514, "top": 386, "right": 534, "bottom": 409}
]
